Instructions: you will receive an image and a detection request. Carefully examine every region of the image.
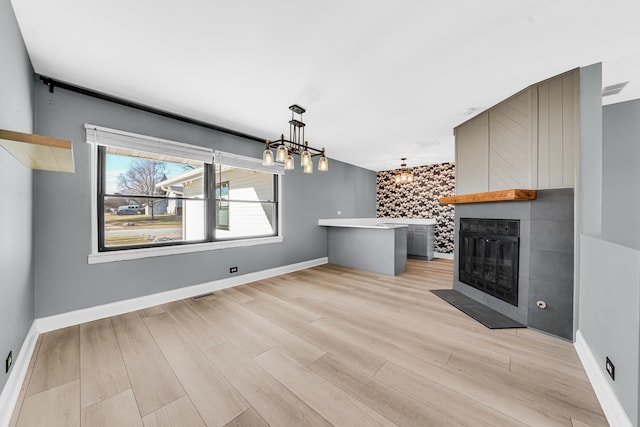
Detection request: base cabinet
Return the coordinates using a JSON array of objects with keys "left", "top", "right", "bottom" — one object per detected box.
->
[{"left": 407, "top": 224, "right": 434, "bottom": 260}]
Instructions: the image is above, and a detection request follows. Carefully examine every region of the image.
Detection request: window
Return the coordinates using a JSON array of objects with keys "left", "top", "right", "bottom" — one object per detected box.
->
[
  {"left": 87, "top": 124, "right": 283, "bottom": 260},
  {"left": 213, "top": 150, "right": 282, "bottom": 240}
]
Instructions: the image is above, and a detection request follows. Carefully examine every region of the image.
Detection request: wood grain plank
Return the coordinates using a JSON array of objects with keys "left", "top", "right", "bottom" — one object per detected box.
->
[
  {"left": 143, "top": 312, "right": 249, "bottom": 426},
  {"left": 216, "top": 287, "right": 255, "bottom": 304},
  {"left": 309, "top": 353, "right": 463, "bottom": 427},
  {"left": 16, "top": 380, "right": 80, "bottom": 427},
  {"left": 300, "top": 298, "right": 452, "bottom": 364},
  {"left": 111, "top": 312, "right": 185, "bottom": 416},
  {"left": 205, "top": 342, "right": 333, "bottom": 427},
  {"left": 223, "top": 408, "right": 270, "bottom": 427},
  {"left": 243, "top": 297, "right": 385, "bottom": 376},
  {"left": 163, "top": 300, "right": 228, "bottom": 352},
  {"left": 138, "top": 305, "right": 166, "bottom": 318},
  {"left": 26, "top": 326, "right": 79, "bottom": 397},
  {"left": 375, "top": 361, "right": 528, "bottom": 426},
  {"left": 81, "top": 389, "right": 143, "bottom": 427},
  {"left": 142, "top": 396, "right": 206, "bottom": 427},
  {"left": 242, "top": 284, "right": 323, "bottom": 322},
  {"left": 80, "top": 318, "right": 131, "bottom": 408},
  {"left": 183, "top": 297, "right": 273, "bottom": 358},
  {"left": 254, "top": 348, "right": 396, "bottom": 427},
  {"left": 215, "top": 295, "right": 325, "bottom": 366}
]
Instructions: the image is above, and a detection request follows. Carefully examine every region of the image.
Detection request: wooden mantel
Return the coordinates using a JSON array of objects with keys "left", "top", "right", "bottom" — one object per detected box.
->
[
  {"left": 439, "top": 189, "right": 537, "bottom": 205},
  {"left": 0, "top": 129, "right": 75, "bottom": 172}
]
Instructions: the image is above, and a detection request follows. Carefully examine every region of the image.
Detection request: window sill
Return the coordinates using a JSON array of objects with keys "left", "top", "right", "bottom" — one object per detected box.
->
[{"left": 87, "top": 236, "right": 283, "bottom": 264}]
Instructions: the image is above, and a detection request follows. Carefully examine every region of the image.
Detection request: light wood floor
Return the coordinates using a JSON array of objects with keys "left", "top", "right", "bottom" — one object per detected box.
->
[{"left": 10, "top": 259, "right": 608, "bottom": 426}]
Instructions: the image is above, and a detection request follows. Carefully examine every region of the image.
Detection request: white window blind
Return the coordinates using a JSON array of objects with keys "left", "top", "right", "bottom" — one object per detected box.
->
[
  {"left": 214, "top": 150, "right": 285, "bottom": 175},
  {"left": 85, "top": 124, "right": 214, "bottom": 164}
]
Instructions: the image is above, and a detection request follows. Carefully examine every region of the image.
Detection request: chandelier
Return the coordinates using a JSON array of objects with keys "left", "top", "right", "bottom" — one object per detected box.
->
[
  {"left": 262, "top": 105, "right": 328, "bottom": 173},
  {"left": 394, "top": 158, "right": 413, "bottom": 183}
]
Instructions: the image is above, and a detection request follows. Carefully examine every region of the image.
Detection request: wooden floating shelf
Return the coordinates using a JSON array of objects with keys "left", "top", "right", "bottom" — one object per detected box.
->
[
  {"left": 439, "top": 189, "right": 537, "bottom": 205},
  {"left": 0, "top": 129, "right": 75, "bottom": 172}
]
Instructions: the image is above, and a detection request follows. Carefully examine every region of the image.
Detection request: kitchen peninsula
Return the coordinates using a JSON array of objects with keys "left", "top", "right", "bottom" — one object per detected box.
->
[{"left": 318, "top": 218, "right": 435, "bottom": 276}]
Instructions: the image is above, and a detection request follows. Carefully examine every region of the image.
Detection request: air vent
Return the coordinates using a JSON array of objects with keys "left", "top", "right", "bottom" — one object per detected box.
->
[
  {"left": 602, "top": 81, "right": 629, "bottom": 97},
  {"left": 192, "top": 292, "right": 215, "bottom": 300}
]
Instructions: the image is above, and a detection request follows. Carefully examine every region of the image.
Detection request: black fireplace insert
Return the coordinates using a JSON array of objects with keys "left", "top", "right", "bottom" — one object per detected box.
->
[{"left": 459, "top": 218, "right": 520, "bottom": 306}]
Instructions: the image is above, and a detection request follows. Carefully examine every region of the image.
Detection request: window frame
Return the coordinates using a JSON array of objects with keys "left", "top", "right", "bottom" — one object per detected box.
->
[
  {"left": 213, "top": 163, "right": 279, "bottom": 241},
  {"left": 87, "top": 124, "right": 283, "bottom": 264}
]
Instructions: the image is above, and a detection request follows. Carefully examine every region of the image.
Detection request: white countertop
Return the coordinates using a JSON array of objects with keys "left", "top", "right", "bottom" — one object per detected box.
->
[{"left": 318, "top": 217, "right": 435, "bottom": 228}]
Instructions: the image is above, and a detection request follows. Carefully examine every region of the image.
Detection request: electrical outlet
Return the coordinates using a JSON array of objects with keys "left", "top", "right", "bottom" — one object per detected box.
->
[
  {"left": 229, "top": 266, "right": 238, "bottom": 274},
  {"left": 606, "top": 357, "right": 615, "bottom": 380},
  {"left": 5, "top": 351, "right": 12, "bottom": 374}
]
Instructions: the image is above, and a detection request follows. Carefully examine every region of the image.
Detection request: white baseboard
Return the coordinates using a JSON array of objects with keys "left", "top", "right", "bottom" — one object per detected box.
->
[
  {"left": 434, "top": 252, "right": 454, "bottom": 260},
  {"left": 574, "top": 330, "right": 633, "bottom": 427},
  {"left": 36, "top": 257, "right": 328, "bottom": 333},
  {"left": 0, "top": 322, "right": 39, "bottom": 427}
]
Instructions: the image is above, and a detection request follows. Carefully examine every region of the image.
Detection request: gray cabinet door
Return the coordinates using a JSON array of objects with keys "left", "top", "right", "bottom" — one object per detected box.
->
[{"left": 407, "top": 225, "right": 429, "bottom": 258}]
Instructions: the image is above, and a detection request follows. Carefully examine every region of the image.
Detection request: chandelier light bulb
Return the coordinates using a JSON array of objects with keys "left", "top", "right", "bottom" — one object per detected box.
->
[
  {"left": 301, "top": 142, "right": 311, "bottom": 167},
  {"left": 276, "top": 145, "right": 287, "bottom": 162},
  {"left": 318, "top": 148, "right": 328, "bottom": 172},
  {"left": 303, "top": 160, "right": 313, "bottom": 174},
  {"left": 285, "top": 154, "right": 295, "bottom": 170},
  {"left": 262, "top": 140, "right": 274, "bottom": 166}
]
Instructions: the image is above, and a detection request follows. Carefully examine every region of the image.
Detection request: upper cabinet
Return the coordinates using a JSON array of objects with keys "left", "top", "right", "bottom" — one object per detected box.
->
[{"left": 455, "top": 69, "right": 578, "bottom": 195}]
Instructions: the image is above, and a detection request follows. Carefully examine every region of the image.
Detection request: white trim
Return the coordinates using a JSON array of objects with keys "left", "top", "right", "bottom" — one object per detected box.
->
[
  {"left": 214, "top": 150, "right": 284, "bottom": 175},
  {"left": 85, "top": 123, "right": 214, "bottom": 164},
  {"left": 0, "top": 322, "right": 39, "bottom": 427},
  {"left": 434, "top": 252, "right": 454, "bottom": 260},
  {"left": 88, "top": 236, "right": 283, "bottom": 264},
  {"left": 89, "top": 140, "right": 99, "bottom": 255},
  {"left": 37, "top": 257, "right": 327, "bottom": 332},
  {"left": 574, "top": 330, "right": 634, "bottom": 427}
]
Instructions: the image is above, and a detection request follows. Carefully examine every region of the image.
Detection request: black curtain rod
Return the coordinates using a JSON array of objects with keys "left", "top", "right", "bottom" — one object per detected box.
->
[{"left": 39, "top": 76, "right": 265, "bottom": 144}]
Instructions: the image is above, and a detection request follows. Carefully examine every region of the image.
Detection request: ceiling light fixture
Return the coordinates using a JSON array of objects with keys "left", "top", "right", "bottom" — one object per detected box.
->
[
  {"left": 394, "top": 158, "right": 413, "bottom": 184},
  {"left": 263, "top": 104, "right": 328, "bottom": 173}
]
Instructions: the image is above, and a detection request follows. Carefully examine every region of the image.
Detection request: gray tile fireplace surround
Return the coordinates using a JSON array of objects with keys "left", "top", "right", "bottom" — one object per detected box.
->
[{"left": 453, "top": 188, "right": 574, "bottom": 340}]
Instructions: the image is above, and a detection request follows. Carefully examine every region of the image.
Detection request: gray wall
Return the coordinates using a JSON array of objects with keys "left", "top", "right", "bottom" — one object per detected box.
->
[
  {"left": 601, "top": 100, "right": 640, "bottom": 251},
  {"left": 32, "top": 84, "right": 376, "bottom": 317},
  {"left": 579, "top": 63, "right": 603, "bottom": 236},
  {"left": 578, "top": 70, "right": 640, "bottom": 424},
  {"left": 0, "top": 0, "right": 35, "bottom": 393}
]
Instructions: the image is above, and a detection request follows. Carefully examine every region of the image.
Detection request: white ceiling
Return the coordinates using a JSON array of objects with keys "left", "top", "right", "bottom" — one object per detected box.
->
[{"left": 10, "top": 0, "right": 640, "bottom": 171}]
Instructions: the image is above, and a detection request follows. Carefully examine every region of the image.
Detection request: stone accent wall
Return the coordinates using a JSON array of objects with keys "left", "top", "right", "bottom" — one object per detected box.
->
[{"left": 376, "top": 162, "right": 455, "bottom": 254}]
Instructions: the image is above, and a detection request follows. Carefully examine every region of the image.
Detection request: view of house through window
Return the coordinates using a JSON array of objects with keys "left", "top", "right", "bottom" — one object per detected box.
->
[
  {"left": 215, "top": 165, "right": 277, "bottom": 239},
  {"left": 100, "top": 147, "right": 205, "bottom": 249},
  {"left": 95, "top": 138, "right": 279, "bottom": 252}
]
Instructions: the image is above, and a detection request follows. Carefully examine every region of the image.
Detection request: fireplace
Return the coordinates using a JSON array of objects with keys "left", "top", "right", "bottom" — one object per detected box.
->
[
  {"left": 449, "top": 189, "right": 575, "bottom": 339},
  {"left": 459, "top": 218, "right": 520, "bottom": 306}
]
